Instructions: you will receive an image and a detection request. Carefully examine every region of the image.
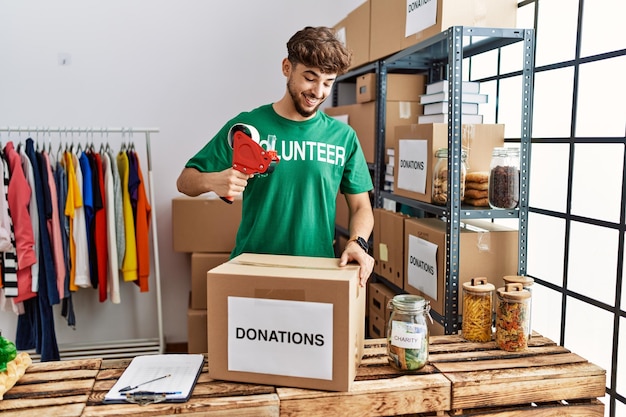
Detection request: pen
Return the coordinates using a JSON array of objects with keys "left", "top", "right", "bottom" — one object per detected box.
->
[
  {"left": 126, "top": 390, "right": 182, "bottom": 396},
  {"left": 118, "top": 374, "right": 172, "bottom": 393}
]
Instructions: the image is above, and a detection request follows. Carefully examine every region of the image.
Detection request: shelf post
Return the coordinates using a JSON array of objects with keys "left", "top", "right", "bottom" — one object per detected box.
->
[
  {"left": 518, "top": 28, "right": 535, "bottom": 276},
  {"left": 443, "top": 26, "right": 465, "bottom": 334}
]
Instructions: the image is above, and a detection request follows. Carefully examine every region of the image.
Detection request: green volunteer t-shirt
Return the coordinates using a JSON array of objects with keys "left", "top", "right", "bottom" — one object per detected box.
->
[{"left": 185, "top": 104, "right": 373, "bottom": 258}]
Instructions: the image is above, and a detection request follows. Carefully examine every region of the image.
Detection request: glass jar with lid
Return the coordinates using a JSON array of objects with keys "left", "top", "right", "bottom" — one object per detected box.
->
[
  {"left": 462, "top": 277, "right": 495, "bottom": 342},
  {"left": 488, "top": 147, "right": 520, "bottom": 209},
  {"left": 495, "top": 283, "right": 531, "bottom": 351},
  {"left": 432, "top": 148, "right": 467, "bottom": 206},
  {"left": 386, "top": 294, "right": 431, "bottom": 371},
  {"left": 503, "top": 275, "right": 534, "bottom": 339}
]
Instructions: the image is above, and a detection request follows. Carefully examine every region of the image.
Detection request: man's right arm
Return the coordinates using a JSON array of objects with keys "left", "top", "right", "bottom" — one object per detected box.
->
[{"left": 176, "top": 167, "right": 252, "bottom": 198}]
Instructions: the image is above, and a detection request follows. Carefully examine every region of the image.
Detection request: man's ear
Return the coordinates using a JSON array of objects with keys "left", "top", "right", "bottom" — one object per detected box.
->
[{"left": 282, "top": 58, "right": 292, "bottom": 77}]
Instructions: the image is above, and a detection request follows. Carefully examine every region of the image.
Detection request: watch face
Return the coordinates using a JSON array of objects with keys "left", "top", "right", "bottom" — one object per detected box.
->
[{"left": 357, "top": 237, "right": 368, "bottom": 252}]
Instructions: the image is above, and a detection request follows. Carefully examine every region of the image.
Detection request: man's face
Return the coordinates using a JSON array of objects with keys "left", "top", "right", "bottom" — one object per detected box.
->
[{"left": 286, "top": 61, "right": 337, "bottom": 118}]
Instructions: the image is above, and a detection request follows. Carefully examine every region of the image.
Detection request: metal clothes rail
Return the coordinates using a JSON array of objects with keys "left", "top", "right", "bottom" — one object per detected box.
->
[{"left": 0, "top": 126, "right": 164, "bottom": 359}]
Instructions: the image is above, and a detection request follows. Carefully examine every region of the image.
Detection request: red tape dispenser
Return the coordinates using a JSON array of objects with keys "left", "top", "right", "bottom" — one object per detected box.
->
[{"left": 220, "top": 123, "right": 280, "bottom": 204}]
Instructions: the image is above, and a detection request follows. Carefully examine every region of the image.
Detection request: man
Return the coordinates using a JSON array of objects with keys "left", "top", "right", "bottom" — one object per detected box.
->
[{"left": 176, "top": 26, "right": 374, "bottom": 286}]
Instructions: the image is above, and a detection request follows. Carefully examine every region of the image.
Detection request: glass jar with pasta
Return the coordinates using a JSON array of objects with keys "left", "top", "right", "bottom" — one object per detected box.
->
[
  {"left": 503, "top": 275, "right": 534, "bottom": 339},
  {"left": 462, "top": 277, "right": 495, "bottom": 342},
  {"left": 495, "top": 283, "right": 531, "bottom": 352}
]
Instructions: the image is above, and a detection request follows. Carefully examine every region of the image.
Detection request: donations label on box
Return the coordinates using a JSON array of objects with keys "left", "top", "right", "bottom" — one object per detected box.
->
[
  {"left": 405, "top": 0, "right": 438, "bottom": 37},
  {"left": 407, "top": 234, "right": 438, "bottom": 300},
  {"left": 397, "top": 139, "right": 428, "bottom": 194},
  {"left": 228, "top": 297, "right": 334, "bottom": 380}
]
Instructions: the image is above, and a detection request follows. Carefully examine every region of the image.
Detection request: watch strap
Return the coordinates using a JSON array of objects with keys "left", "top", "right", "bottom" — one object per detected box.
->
[{"left": 348, "top": 235, "right": 369, "bottom": 252}]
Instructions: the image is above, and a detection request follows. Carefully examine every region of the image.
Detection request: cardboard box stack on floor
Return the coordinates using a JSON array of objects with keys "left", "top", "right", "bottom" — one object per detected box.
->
[{"left": 171, "top": 196, "right": 242, "bottom": 354}]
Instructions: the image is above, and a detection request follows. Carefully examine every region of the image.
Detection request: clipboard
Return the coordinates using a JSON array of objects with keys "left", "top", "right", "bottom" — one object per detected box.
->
[{"left": 103, "top": 354, "right": 204, "bottom": 405}]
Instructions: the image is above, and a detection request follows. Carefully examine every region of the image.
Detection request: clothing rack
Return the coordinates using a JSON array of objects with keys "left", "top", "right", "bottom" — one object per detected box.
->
[{"left": 0, "top": 126, "right": 164, "bottom": 359}]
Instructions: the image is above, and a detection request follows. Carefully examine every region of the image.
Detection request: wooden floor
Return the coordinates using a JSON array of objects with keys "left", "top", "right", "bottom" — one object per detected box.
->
[{"left": 0, "top": 333, "right": 606, "bottom": 416}]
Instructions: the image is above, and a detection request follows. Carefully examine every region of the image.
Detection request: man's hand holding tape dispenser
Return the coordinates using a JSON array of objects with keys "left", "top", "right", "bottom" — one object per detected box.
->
[{"left": 176, "top": 26, "right": 374, "bottom": 286}]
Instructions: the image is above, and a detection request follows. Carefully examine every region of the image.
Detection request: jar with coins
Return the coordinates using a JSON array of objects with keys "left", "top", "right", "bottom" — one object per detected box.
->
[
  {"left": 462, "top": 277, "right": 494, "bottom": 342},
  {"left": 387, "top": 294, "right": 431, "bottom": 371},
  {"left": 432, "top": 148, "right": 467, "bottom": 206}
]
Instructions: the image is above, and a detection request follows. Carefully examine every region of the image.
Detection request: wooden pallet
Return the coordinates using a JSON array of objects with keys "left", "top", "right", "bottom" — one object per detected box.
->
[
  {"left": 0, "top": 358, "right": 101, "bottom": 417},
  {"left": 0, "top": 334, "right": 606, "bottom": 416},
  {"left": 428, "top": 333, "right": 606, "bottom": 416}
]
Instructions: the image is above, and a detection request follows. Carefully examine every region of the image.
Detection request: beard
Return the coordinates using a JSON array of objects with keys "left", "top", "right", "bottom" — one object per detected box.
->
[{"left": 287, "top": 78, "right": 326, "bottom": 118}]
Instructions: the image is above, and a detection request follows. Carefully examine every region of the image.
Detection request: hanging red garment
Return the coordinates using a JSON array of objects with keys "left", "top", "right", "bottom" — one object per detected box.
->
[
  {"left": 3, "top": 141, "right": 37, "bottom": 302},
  {"left": 92, "top": 151, "right": 108, "bottom": 302},
  {"left": 131, "top": 150, "right": 151, "bottom": 292}
]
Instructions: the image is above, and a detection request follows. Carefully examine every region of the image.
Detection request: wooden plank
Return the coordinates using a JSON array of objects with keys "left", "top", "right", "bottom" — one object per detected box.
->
[
  {"left": 81, "top": 393, "right": 280, "bottom": 417},
  {"left": 445, "top": 364, "right": 606, "bottom": 410},
  {"left": 432, "top": 351, "right": 587, "bottom": 373},
  {"left": 448, "top": 399, "right": 604, "bottom": 416},
  {"left": 277, "top": 374, "right": 450, "bottom": 417},
  {"left": 0, "top": 403, "right": 86, "bottom": 417},
  {"left": 0, "top": 358, "right": 101, "bottom": 417}
]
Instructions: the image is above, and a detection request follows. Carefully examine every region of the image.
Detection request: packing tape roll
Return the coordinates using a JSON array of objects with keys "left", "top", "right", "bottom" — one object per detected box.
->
[{"left": 227, "top": 123, "right": 260, "bottom": 147}]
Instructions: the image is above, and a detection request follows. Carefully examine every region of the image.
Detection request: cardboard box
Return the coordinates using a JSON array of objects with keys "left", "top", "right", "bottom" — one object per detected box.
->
[
  {"left": 187, "top": 306, "right": 208, "bottom": 354},
  {"left": 368, "top": 310, "right": 386, "bottom": 339},
  {"left": 368, "top": 281, "right": 396, "bottom": 320},
  {"left": 356, "top": 73, "right": 427, "bottom": 104},
  {"left": 206, "top": 253, "right": 366, "bottom": 392},
  {"left": 373, "top": 208, "right": 408, "bottom": 288},
  {"left": 325, "top": 101, "right": 423, "bottom": 163},
  {"left": 172, "top": 196, "right": 241, "bottom": 253},
  {"left": 369, "top": 0, "right": 518, "bottom": 62},
  {"left": 393, "top": 123, "right": 504, "bottom": 203},
  {"left": 403, "top": 217, "right": 518, "bottom": 315},
  {"left": 191, "top": 252, "right": 231, "bottom": 309},
  {"left": 333, "top": 0, "right": 371, "bottom": 70}
]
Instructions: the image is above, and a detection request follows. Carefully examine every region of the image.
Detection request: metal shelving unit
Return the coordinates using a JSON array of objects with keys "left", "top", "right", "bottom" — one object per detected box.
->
[{"left": 335, "top": 26, "right": 535, "bottom": 334}]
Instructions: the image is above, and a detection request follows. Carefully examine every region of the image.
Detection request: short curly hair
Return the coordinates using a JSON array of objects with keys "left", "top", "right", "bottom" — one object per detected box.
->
[{"left": 286, "top": 26, "right": 352, "bottom": 75}]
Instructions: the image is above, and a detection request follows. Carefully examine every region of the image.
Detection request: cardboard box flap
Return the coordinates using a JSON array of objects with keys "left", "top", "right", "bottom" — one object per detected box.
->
[{"left": 211, "top": 253, "right": 360, "bottom": 281}]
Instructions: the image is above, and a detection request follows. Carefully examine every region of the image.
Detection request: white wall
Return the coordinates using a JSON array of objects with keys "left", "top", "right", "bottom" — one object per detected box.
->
[{"left": 0, "top": 0, "right": 366, "bottom": 345}]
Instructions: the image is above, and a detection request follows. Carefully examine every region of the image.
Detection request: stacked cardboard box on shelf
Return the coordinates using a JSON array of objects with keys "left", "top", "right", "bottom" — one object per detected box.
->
[
  {"left": 334, "top": 0, "right": 518, "bottom": 67},
  {"left": 324, "top": 73, "right": 427, "bottom": 164},
  {"left": 171, "top": 195, "right": 242, "bottom": 353},
  {"left": 370, "top": 210, "right": 518, "bottom": 336},
  {"left": 403, "top": 217, "right": 518, "bottom": 316},
  {"left": 393, "top": 123, "right": 505, "bottom": 204}
]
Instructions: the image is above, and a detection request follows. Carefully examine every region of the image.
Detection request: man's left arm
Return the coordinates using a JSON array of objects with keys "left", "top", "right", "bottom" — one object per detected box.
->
[{"left": 339, "top": 191, "right": 375, "bottom": 287}]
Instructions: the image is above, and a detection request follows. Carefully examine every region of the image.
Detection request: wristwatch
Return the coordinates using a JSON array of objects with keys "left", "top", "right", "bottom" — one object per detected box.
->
[{"left": 348, "top": 235, "right": 369, "bottom": 252}]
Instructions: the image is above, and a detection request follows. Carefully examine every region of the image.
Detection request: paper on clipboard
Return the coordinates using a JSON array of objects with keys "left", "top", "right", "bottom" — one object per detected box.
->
[{"left": 103, "top": 354, "right": 204, "bottom": 404}]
